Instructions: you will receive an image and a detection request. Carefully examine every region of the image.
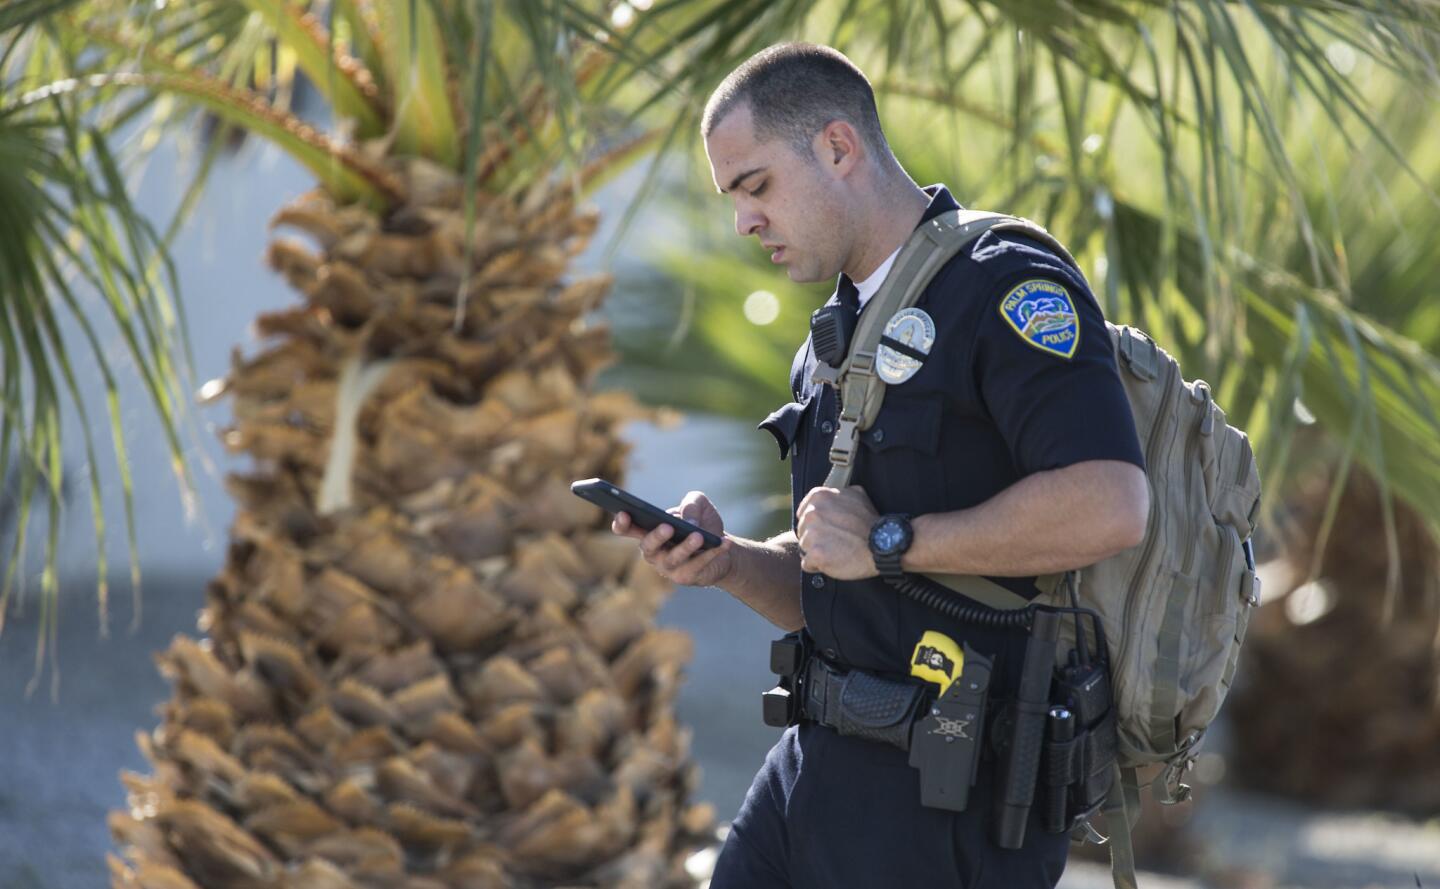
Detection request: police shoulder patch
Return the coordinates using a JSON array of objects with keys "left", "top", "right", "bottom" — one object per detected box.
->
[{"left": 998, "top": 278, "right": 1080, "bottom": 359}]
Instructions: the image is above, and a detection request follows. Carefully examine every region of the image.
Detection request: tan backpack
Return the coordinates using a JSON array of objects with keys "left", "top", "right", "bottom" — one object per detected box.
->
[{"left": 820, "top": 209, "right": 1263, "bottom": 888}]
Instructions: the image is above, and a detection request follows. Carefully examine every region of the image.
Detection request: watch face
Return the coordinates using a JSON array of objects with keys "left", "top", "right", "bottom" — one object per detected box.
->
[{"left": 873, "top": 519, "right": 907, "bottom": 554}]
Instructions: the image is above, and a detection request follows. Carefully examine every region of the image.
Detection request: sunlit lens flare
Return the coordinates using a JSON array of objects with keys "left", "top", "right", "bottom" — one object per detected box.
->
[
  {"left": 610, "top": 3, "right": 636, "bottom": 28},
  {"left": 1326, "top": 41, "right": 1358, "bottom": 76},
  {"left": 1284, "top": 579, "right": 1337, "bottom": 626},
  {"left": 197, "top": 377, "right": 228, "bottom": 404},
  {"left": 743, "top": 290, "right": 780, "bottom": 326},
  {"left": 684, "top": 845, "right": 718, "bottom": 881},
  {"left": 1094, "top": 188, "right": 1114, "bottom": 220}
]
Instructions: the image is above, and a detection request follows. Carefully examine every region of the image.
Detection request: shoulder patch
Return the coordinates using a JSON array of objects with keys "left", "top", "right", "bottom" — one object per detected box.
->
[{"left": 998, "top": 278, "right": 1080, "bottom": 359}]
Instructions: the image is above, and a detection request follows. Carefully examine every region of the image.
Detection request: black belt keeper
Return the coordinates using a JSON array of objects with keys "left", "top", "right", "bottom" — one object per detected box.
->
[{"left": 762, "top": 633, "right": 811, "bottom": 728}]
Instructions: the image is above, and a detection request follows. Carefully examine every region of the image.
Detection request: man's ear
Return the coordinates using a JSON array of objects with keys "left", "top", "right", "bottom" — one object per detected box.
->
[{"left": 814, "top": 119, "right": 863, "bottom": 178}]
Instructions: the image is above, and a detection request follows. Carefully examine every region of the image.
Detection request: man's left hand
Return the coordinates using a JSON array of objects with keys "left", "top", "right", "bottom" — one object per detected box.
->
[{"left": 796, "top": 486, "right": 881, "bottom": 580}]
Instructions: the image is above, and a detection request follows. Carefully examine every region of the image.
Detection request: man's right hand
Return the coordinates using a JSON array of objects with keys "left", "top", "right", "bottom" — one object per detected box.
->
[{"left": 611, "top": 490, "right": 735, "bottom": 588}]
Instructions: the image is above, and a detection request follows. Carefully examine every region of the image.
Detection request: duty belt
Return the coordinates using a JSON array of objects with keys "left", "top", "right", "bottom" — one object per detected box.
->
[
  {"left": 761, "top": 624, "right": 1121, "bottom": 841},
  {"left": 782, "top": 644, "right": 997, "bottom": 813}
]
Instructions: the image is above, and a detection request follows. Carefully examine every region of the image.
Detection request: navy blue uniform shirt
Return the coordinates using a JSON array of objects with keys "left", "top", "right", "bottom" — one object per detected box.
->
[{"left": 759, "top": 184, "right": 1144, "bottom": 697}]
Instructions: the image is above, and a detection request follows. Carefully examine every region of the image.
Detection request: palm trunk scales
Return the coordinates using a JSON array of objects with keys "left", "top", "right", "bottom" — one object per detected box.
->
[{"left": 108, "top": 160, "right": 714, "bottom": 889}]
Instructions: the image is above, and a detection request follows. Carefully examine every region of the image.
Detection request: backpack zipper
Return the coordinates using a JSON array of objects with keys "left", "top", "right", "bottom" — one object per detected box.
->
[
  {"left": 1179, "top": 384, "right": 1211, "bottom": 577},
  {"left": 1116, "top": 358, "right": 1179, "bottom": 712},
  {"left": 1233, "top": 432, "right": 1253, "bottom": 487},
  {"left": 1219, "top": 523, "right": 1238, "bottom": 604}
]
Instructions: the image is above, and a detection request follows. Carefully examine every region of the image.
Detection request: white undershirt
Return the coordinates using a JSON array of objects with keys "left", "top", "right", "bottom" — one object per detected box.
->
[{"left": 854, "top": 244, "right": 903, "bottom": 312}]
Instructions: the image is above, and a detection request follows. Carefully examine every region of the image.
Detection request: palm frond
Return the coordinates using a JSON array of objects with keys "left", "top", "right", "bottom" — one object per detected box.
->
[
  {"left": 371, "top": 0, "right": 460, "bottom": 165},
  {"left": 238, "top": 0, "right": 387, "bottom": 135},
  {"left": 0, "top": 110, "right": 183, "bottom": 683},
  {"left": 630, "top": 2, "right": 1440, "bottom": 569}
]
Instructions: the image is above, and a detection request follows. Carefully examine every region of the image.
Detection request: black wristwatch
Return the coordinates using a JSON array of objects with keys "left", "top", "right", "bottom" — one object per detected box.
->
[{"left": 869, "top": 513, "right": 913, "bottom": 580}]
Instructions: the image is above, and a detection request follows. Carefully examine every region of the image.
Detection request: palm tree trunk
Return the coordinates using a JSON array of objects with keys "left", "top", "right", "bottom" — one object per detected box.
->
[{"left": 108, "top": 160, "right": 713, "bottom": 889}]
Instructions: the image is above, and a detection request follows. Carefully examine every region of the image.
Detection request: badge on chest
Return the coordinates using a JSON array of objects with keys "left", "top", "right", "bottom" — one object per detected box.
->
[{"left": 876, "top": 307, "right": 936, "bottom": 384}]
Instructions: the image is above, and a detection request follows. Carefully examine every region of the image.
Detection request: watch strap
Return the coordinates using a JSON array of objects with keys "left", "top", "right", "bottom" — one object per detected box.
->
[{"left": 874, "top": 547, "right": 905, "bottom": 579}]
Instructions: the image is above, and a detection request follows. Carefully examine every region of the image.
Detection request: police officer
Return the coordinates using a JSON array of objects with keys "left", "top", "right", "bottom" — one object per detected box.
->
[{"left": 611, "top": 43, "right": 1148, "bottom": 889}]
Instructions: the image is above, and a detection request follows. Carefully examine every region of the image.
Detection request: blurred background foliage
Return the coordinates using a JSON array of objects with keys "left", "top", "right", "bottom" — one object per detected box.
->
[{"left": 608, "top": 6, "right": 1440, "bottom": 582}]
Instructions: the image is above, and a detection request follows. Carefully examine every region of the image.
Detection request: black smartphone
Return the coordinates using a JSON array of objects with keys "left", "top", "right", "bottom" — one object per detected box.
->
[{"left": 570, "top": 478, "right": 722, "bottom": 551}]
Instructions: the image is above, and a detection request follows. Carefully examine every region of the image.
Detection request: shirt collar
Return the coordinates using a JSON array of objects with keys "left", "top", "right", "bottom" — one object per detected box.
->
[
  {"left": 853, "top": 246, "right": 901, "bottom": 310},
  {"left": 834, "top": 183, "right": 960, "bottom": 309},
  {"left": 919, "top": 183, "right": 961, "bottom": 222}
]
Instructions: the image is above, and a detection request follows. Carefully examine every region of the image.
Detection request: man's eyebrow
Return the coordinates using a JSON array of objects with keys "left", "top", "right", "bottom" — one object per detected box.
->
[{"left": 719, "top": 167, "right": 767, "bottom": 194}]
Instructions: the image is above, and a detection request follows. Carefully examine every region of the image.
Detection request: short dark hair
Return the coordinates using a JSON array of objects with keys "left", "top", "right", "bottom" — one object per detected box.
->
[{"left": 702, "top": 43, "right": 890, "bottom": 161}]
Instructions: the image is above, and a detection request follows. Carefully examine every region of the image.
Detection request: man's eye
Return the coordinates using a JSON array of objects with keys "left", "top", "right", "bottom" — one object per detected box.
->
[{"left": 751, "top": 182, "right": 768, "bottom": 196}]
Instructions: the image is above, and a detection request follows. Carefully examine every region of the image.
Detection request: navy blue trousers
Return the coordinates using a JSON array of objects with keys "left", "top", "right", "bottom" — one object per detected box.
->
[{"left": 711, "top": 723, "right": 1070, "bottom": 889}]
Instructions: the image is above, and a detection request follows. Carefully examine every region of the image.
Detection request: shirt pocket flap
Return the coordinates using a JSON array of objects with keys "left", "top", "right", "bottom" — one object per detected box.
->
[
  {"left": 860, "top": 395, "right": 942, "bottom": 455},
  {"left": 758, "top": 399, "right": 810, "bottom": 460}
]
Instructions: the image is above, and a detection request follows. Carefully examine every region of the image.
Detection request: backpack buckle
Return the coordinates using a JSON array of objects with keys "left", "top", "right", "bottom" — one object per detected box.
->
[
  {"left": 810, "top": 363, "right": 841, "bottom": 388},
  {"left": 1157, "top": 745, "right": 1199, "bottom": 805},
  {"left": 828, "top": 417, "right": 861, "bottom": 467},
  {"left": 850, "top": 349, "right": 876, "bottom": 374},
  {"left": 1075, "top": 819, "right": 1110, "bottom": 846},
  {"left": 1241, "top": 538, "right": 1263, "bottom": 606}
]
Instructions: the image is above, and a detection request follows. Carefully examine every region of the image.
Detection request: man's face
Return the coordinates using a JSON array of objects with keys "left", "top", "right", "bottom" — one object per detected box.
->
[{"left": 704, "top": 103, "right": 848, "bottom": 284}]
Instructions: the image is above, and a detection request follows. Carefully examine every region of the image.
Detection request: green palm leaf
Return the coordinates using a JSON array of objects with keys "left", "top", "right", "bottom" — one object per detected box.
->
[
  {"left": 628, "top": 8, "right": 1440, "bottom": 611},
  {"left": 0, "top": 107, "right": 185, "bottom": 692}
]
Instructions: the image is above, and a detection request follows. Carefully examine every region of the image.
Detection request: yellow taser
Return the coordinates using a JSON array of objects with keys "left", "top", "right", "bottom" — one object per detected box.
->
[{"left": 910, "top": 630, "right": 965, "bottom": 696}]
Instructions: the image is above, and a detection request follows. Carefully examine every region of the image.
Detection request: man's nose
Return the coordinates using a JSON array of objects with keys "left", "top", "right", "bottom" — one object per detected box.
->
[{"left": 735, "top": 207, "right": 765, "bottom": 238}]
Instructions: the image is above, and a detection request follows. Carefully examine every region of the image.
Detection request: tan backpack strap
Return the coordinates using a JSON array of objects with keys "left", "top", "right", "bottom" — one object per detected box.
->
[
  {"left": 822, "top": 210, "right": 1018, "bottom": 489},
  {"left": 1103, "top": 764, "right": 1142, "bottom": 889},
  {"left": 916, "top": 572, "right": 1065, "bottom": 611},
  {"left": 923, "top": 573, "right": 1033, "bottom": 610},
  {"left": 816, "top": 209, "right": 1081, "bottom": 608}
]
